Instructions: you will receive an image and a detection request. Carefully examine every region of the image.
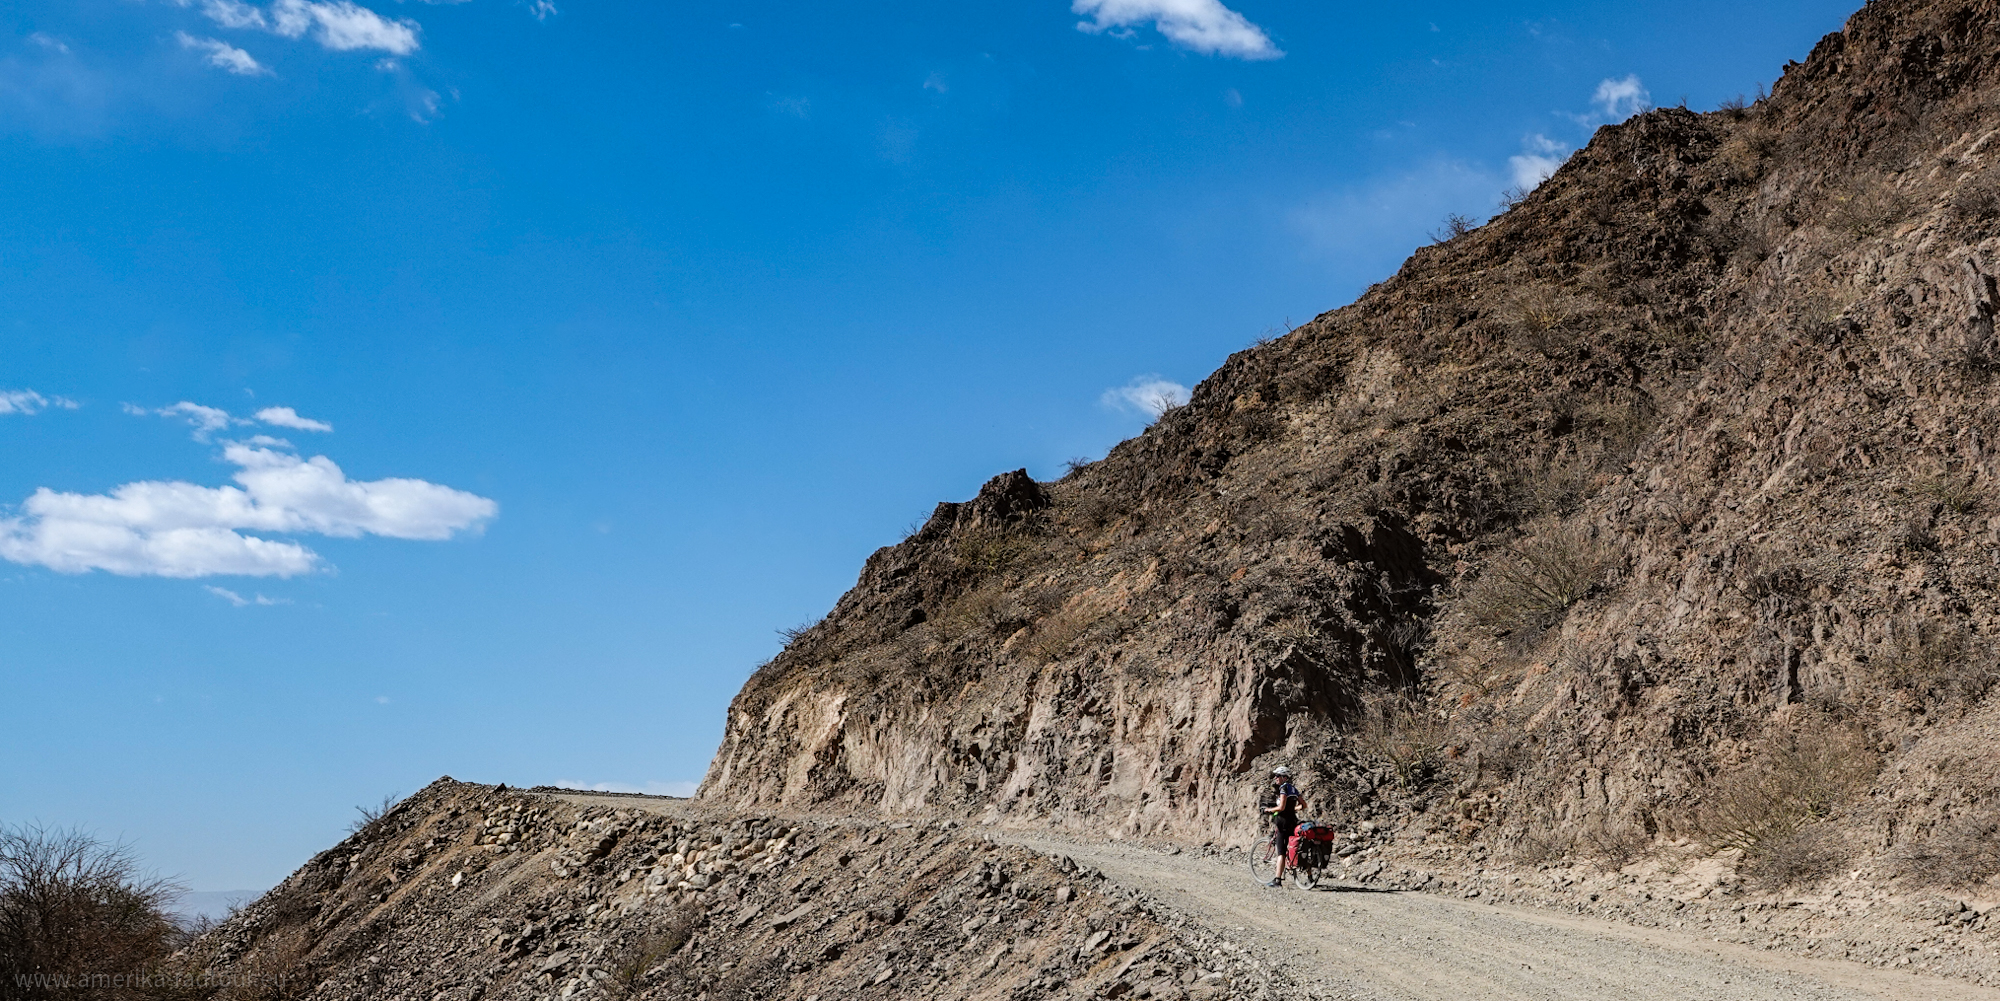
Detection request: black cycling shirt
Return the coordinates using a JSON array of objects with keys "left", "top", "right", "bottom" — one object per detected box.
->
[{"left": 1272, "top": 781, "right": 1300, "bottom": 825}]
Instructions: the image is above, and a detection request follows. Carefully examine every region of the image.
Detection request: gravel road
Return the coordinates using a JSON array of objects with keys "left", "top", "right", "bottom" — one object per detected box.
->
[
  {"left": 547, "top": 791, "right": 1996, "bottom": 1000},
  {"left": 995, "top": 835, "right": 2000, "bottom": 1001}
]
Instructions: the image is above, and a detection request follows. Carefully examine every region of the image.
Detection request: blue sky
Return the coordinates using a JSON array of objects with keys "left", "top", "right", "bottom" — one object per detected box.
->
[{"left": 2, "top": 0, "right": 1853, "bottom": 891}]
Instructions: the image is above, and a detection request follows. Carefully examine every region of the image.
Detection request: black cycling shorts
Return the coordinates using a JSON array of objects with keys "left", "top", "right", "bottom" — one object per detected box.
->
[{"left": 1273, "top": 817, "right": 1298, "bottom": 841}]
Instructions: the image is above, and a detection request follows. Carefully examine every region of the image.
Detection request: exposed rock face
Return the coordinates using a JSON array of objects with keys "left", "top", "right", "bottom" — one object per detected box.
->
[{"left": 704, "top": 0, "right": 2000, "bottom": 870}]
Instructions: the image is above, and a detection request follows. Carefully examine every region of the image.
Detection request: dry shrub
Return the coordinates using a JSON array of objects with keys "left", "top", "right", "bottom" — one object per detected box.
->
[
  {"left": 1511, "top": 829, "right": 1576, "bottom": 866},
  {"left": 1023, "top": 606, "right": 1096, "bottom": 661},
  {"left": 1824, "top": 183, "right": 1909, "bottom": 240},
  {"left": 1949, "top": 168, "right": 2000, "bottom": 227},
  {"left": 1064, "top": 491, "right": 1129, "bottom": 533},
  {"left": 1875, "top": 620, "right": 1999, "bottom": 715},
  {"left": 1439, "top": 653, "right": 1512, "bottom": 703},
  {"left": 1728, "top": 227, "right": 1774, "bottom": 271},
  {"left": 1368, "top": 616, "right": 1429, "bottom": 690},
  {"left": 1352, "top": 692, "right": 1449, "bottom": 790},
  {"left": 1582, "top": 825, "right": 1652, "bottom": 873},
  {"left": 0, "top": 824, "right": 186, "bottom": 1001},
  {"left": 952, "top": 529, "right": 1038, "bottom": 577},
  {"left": 1430, "top": 213, "right": 1476, "bottom": 242},
  {"left": 934, "top": 587, "right": 1024, "bottom": 639},
  {"left": 345, "top": 793, "right": 401, "bottom": 836},
  {"left": 1462, "top": 523, "right": 1615, "bottom": 635},
  {"left": 1894, "top": 807, "right": 2000, "bottom": 888},
  {"left": 1506, "top": 397, "right": 1656, "bottom": 519},
  {"left": 211, "top": 931, "right": 316, "bottom": 1001},
  {"left": 1741, "top": 823, "right": 1849, "bottom": 890},
  {"left": 1692, "top": 727, "right": 1877, "bottom": 853},
  {"left": 1510, "top": 449, "right": 1601, "bottom": 518},
  {"left": 1731, "top": 548, "right": 1848, "bottom": 601},
  {"left": 604, "top": 910, "right": 700, "bottom": 999},
  {"left": 1717, "top": 129, "right": 1777, "bottom": 179},
  {"left": 1269, "top": 616, "right": 1322, "bottom": 649}
]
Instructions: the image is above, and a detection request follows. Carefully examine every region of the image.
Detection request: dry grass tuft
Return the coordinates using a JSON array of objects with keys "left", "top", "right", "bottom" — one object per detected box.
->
[
  {"left": 1501, "top": 287, "right": 1594, "bottom": 355},
  {"left": 1910, "top": 474, "right": 1982, "bottom": 516},
  {"left": 1894, "top": 807, "right": 2000, "bottom": 889},
  {"left": 1023, "top": 605, "right": 1097, "bottom": 661}
]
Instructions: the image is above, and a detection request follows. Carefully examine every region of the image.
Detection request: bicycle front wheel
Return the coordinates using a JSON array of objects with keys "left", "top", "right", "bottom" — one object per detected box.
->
[{"left": 1248, "top": 836, "right": 1280, "bottom": 884}]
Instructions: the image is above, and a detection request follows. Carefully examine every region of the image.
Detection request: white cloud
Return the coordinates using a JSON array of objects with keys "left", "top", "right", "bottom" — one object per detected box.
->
[
  {"left": 527, "top": 0, "right": 558, "bottom": 20},
  {"left": 0, "top": 441, "right": 498, "bottom": 578},
  {"left": 0, "top": 391, "right": 77, "bottom": 415},
  {"left": 1101, "top": 375, "right": 1190, "bottom": 417},
  {"left": 1073, "top": 0, "right": 1282, "bottom": 60},
  {"left": 1508, "top": 133, "right": 1569, "bottom": 190},
  {"left": 1592, "top": 74, "right": 1649, "bottom": 122},
  {"left": 278, "top": 0, "right": 420, "bottom": 53},
  {"left": 146, "top": 400, "right": 242, "bottom": 439},
  {"left": 552, "top": 780, "right": 699, "bottom": 798},
  {"left": 28, "top": 33, "right": 70, "bottom": 55},
  {"left": 202, "top": 0, "right": 271, "bottom": 31},
  {"left": 408, "top": 86, "right": 440, "bottom": 122},
  {"left": 205, "top": 585, "right": 288, "bottom": 606},
  {"left": 207, "top": 0, "right": 420, "bottom": 55},
  {"left": 255, "top": 406, "right": 333, "bottom": 432},
  {"left": 176, "top": 32, "right": 272, "bottom": 76}
]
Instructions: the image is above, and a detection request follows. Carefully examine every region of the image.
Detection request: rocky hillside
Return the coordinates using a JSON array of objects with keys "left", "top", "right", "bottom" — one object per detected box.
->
[
  {"left": 702, "top": 0, "right": 2000, "bottom": 891},
  {"left": 178, "top": 780, "right": 1304, "bottom": 1001}
]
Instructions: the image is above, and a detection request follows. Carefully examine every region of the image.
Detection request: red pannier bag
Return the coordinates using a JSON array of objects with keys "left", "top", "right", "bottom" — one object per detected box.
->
[{"left": 1287, "top": 821, "right": 1340, "bottom": 865}]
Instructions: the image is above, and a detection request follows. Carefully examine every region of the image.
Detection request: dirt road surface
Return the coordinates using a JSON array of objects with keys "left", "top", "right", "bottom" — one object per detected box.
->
[
  {"left": 549, "top": 793, "right": 1996, "bottom": 1001},
  {"left": 995, "top": 835, "right": 2000, "bottom": 1001}
]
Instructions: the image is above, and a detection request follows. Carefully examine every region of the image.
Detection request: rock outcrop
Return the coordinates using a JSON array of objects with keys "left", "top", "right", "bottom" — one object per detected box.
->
[{"left": 703, "top": 0, "right": 2000, "bottom": 882}]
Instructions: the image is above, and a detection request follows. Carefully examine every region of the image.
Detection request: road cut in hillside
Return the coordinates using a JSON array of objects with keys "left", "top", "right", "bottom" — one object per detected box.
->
[{"left": 996, "top": 835, "right": 2000, "bottom": 1001}]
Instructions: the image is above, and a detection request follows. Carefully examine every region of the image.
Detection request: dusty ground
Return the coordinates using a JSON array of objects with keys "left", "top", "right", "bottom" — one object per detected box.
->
[
  {"left": 992, "top": 834, "right": 2000, "bottom": 1001},
  {"left": 563, "top": 791, "right": 2000, "bottom": 1000}
]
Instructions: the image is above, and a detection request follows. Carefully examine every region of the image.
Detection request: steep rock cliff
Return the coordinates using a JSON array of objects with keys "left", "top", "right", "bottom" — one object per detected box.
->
[{"left": 705, "top": 0, "right": 2000, "bottom": 875}]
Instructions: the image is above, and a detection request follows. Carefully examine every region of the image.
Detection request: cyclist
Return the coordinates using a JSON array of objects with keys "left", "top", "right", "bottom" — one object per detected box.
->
[{"left": 1262, "top": 766, "right": 1302, "bottom": 888}]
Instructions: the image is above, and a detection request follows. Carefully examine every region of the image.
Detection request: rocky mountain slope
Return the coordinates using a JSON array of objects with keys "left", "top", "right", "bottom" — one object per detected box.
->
[{"left": 702, "top": 0, "right": 2000, "bottom": 894}]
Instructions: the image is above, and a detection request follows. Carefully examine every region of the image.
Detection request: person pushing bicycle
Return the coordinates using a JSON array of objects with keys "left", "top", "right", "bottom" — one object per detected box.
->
[{"left": 1262, "top": 766, "right": 1302, "bottom": 888}]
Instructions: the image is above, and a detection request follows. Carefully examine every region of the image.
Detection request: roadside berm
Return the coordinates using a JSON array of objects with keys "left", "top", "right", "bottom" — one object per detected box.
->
[{"left": 182, "top": 780, "right": 1303, "bottom": 1001}]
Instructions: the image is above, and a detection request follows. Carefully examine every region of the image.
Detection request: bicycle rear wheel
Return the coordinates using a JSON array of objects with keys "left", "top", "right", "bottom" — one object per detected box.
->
[
  {"left": 1290, "top": 863, "right": 1321, "bottom": 889},
  {"left": 1247, "top": 835, "right": 1280, "bottom": 884}
]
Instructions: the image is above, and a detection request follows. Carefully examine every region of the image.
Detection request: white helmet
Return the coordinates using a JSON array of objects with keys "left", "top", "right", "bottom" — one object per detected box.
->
[{"left": 1270, "top": 766, "right": 1292, "bottom": 777}]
